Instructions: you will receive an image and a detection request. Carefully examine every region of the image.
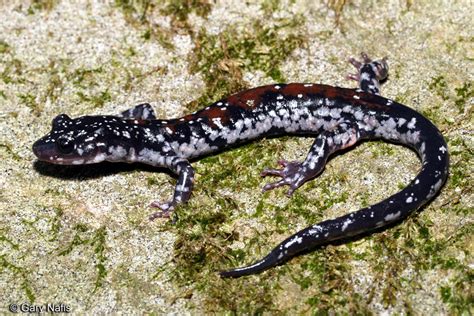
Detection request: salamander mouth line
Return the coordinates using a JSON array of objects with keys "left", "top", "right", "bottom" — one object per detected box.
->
[
  {"left": 39, "top": 156, "right": 94, "bottom": 165},
  {"left": 33, "top": 146, "right": 101, "bottom": 165}
]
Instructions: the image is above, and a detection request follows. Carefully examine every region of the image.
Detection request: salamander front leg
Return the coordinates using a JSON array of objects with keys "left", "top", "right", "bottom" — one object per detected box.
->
[
  {"left": 262, "top": 122, "right": 360, "bottom": 196},
  {"left": 149, "top": 160, "right": 195, "bottom": 220}
]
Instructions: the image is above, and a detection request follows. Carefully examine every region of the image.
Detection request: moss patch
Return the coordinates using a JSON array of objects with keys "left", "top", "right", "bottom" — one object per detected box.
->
[
  {"left": 0, "top": 255, "right": 36, "bottom": 302},
  {"left": 57, "top": 224, "right": 108, "bottom": 292},
  {"left": 186, "top": 16, "right": 306, "bottom": 110}
]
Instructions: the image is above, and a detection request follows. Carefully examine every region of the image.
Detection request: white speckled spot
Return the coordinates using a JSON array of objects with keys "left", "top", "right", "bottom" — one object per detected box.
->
[
  {"left": 284, "top": 235, "right": 303, "bottom": 248},
  {"left": 341, "top": 219, "right": 353, "bottom": 232},
  {"left": 407, "top": 117, "right": 417, "bottom": 129},
  {"left": 384, "top": 211, "right": 401, "bottom": 221}
]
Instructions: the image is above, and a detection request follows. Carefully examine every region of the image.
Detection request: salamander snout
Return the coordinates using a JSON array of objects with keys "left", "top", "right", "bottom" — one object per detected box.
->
[{"left": 32, "top": 139, "right": 55, "bottom": 160}]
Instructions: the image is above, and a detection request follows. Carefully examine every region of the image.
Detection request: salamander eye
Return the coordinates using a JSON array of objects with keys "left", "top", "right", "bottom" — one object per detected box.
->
[
  {"left": 52, "top": 114, "right": 71, "bottom": 129},
  {"left": 56, "top": 136, "right": 75, "bottom": 154}
]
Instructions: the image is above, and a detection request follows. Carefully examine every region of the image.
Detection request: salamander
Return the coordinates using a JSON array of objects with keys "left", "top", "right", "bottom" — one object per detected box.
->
[{"left": 32, "top": 53, "right": 449, "bottom": 278}]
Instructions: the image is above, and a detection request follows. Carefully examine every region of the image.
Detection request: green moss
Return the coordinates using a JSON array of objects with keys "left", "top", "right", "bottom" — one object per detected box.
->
[
  {"left": 58, "top": 224, "right": 108, "bottom": 292},
  {"left": 357, "top": 191, "right": 371, "bottom": 208},
  {"left": 0, "top": 39, "right": 10, "bottom": 54},
  {"left": 326, "top": 0, "right": 349, "bottom": 24},
  {"left": 439, "top": 267, "right": 473, "bottom": 314},
  {"left": 160, "top": 139, "right": 300, "bottom": 310},
  {"left": 446, "top": 136, "right": 472, "bottom": 191},
  {"left": 11, "top": 207, "right": 72, "bottom": 303},
  {"left": 187, "top": 17, "right": 305, "bottom": 110},
  {"left": 454, "top": 81, "right": 473, "bottom": 113},
  {"left": 170, "top": 230, "right": 280, "bottom": 313},
  {"left": 114, "top": 0, "right": 150, "bottom": 21},
  {"left": 141, "top": 26, "right": 174, "bottom": 49},
  {"left": 114, "top": 1, "right": 175, "bottom": 49},
  {"left": 0, "top": 143, "right": 21, "bottom": 161},
  {"left": 18, "top": 92, "right": 42, "bottom": 115},
  {"left": 69, "top": 66, "right": 104, "bottom": 88},
  {"left": 260, "top": 0, "right": 282, "bottom": 14},
  {"left": 57, "top": 224, "right": 88, "bottom": 256},
  {"left": 69, "top": 66, "right": 112, "bottom": 106},
  {"left": 415, "top": 223, "right": 471, "bottom": 313},
  {"left": 367, "top": 141, "right": 396, "bottom": 158},
  {"left": 363, "top": 211, "right": 473, "bottom": 312},
  {"left": 146, "top": 176, "right": 160, "bottom": 186},
  {"left": 428, "top": 75, "right": 449, "bottom": 101},
  {"left": 160, "top": 0, "right": 212, "bottom": 24},
  {"left": 32, "top": 52, "right": 165, "bottom": 108},
  {"left": 298, "top": 248, "right": 371, "bottom": 313},
  {"left": 41, "top": 59, "right": 72, "bottom": 104},
  {"left": 449, "top": 160, "right": 470, "bottom": 190},
  {"left": 169, "top": 202, "right": 235, "bottom": 279},
  {"left": 255, "top": 174, "right": 348, "bottom": 228},
  {"left": 369, "top": 233, "right": 409, "bottom": 308},
  {"left": 27, "top": 0, "right": 59, "bottom": 14},
  {"left": 202, "top": 280, "right": 276, "bottom": 313},
  {"left": 48, "top": 207, "right": 64, "bottom": 242},
  {"left": 1, "top": 58, "right": 24, "bottom": 85},
  {"left": 0, "top": 255, "right": 35, "bottom": 302},
  {"left": 91, "top": 227, "right": 108, "bottom": 291},
  {"left": 427, "top": 76, "right": 473, "bottom": 117},
  {"left": 165, "top": 133, "right": 371, "bottom": 311},
  {"left": 0, "top": 234, "right": 19, "bottom": 250},
  {"left": 76, "top": 90, "right": 112, "bottom": 108},
  {"left": 0, "top": 0, "right": 470, "bottom": 313},
  {"left": 16, "top": 206, "right": 64, "bottom": 243},
  {"left": 196, "top": 139, "right": 284, "bottom": 194}
]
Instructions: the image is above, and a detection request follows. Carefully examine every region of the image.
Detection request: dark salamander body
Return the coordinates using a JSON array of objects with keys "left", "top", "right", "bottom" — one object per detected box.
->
[{"left": 33, "top": 54, "right": 449, "bottom": 277}]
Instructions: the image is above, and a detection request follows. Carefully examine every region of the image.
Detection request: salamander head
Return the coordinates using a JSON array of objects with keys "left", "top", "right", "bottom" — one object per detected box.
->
[{"left": 33, "top": 114, "right": 141, "bottom": 165}]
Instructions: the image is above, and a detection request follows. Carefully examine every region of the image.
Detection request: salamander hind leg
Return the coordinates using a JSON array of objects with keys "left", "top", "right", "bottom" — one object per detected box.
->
[
  {"left": 262, "top": 122, "right": 360, "bottom": 196},
  {"left": 347, "top": 52, "right": 388, "bottom": 95}
]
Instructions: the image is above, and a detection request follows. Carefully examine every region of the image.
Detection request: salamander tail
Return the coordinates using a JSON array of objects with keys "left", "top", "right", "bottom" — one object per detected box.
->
[{"left": 219, "top": 250, "right": 283, "bottom": 278}]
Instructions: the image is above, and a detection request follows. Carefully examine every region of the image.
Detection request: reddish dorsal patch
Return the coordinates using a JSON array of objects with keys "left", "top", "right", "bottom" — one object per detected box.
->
[
  {"left": 281, "top": 83, "right": 342, "bottom": 100},
  {"left": 226, "top": 85, "right": 278, "bottom": 110},
  {"left": 180, "top": 83, "right": 390, "bottom": 131},
  {"left": 196, "top": 107, "right": 232, "bottom": 128},
  {"left": 162, "top": 122, "right": 177, "bottom": 133},
  {"left": 281, "top": 83, "right": 311, "bottom": 98},
  {"left": 128, "top": 119, "right": 152, "bottom": 125},
  {"left": 282, "top": 83, "right": 389, "bottom": 111}
]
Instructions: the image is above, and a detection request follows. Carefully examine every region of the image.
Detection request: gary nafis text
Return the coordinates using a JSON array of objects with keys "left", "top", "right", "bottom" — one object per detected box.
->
[{"left": 8, "top": 303, "right": 71, "bottom": 313}]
